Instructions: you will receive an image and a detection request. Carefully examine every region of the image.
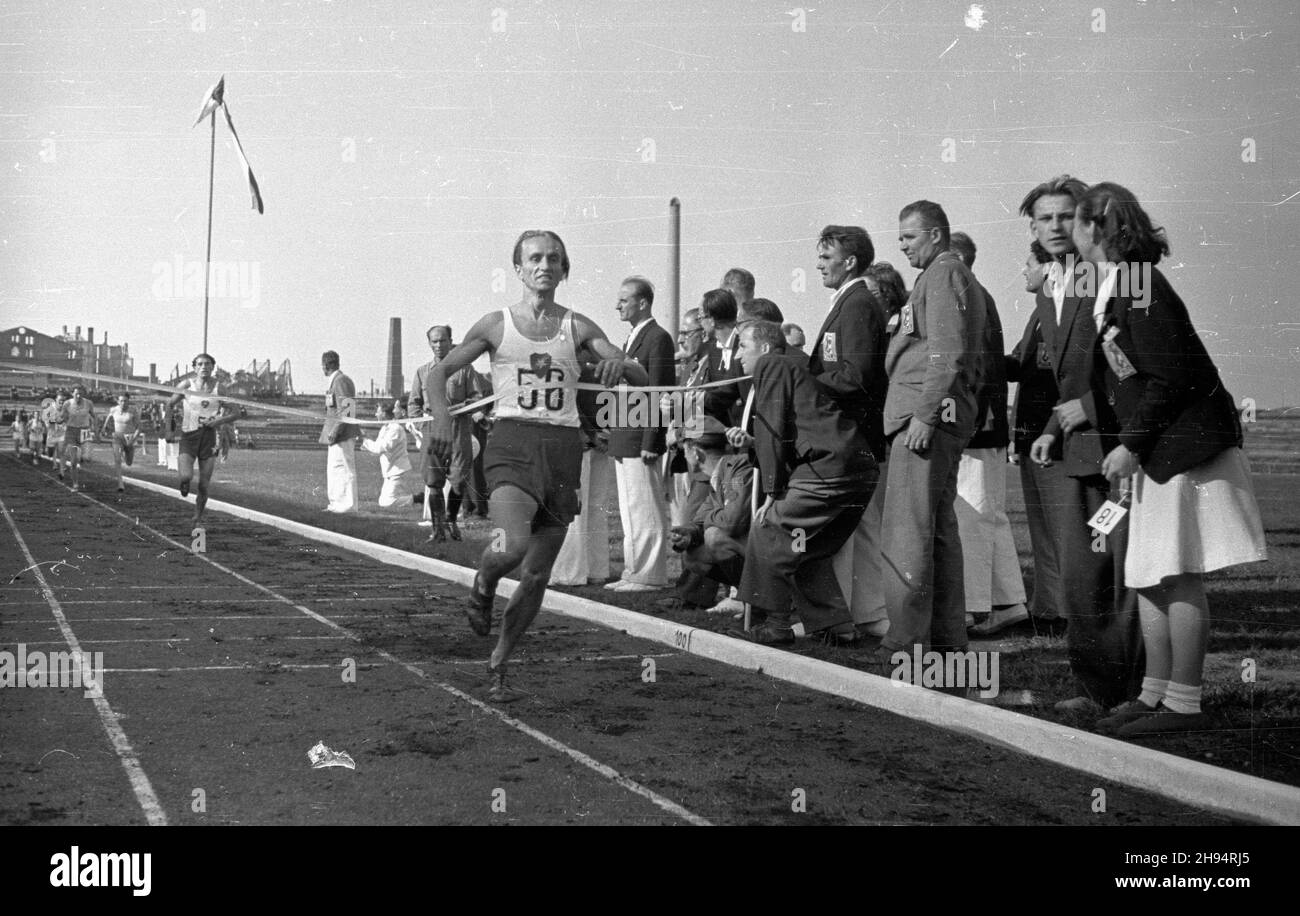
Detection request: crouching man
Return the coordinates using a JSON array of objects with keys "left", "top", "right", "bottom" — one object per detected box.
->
[
  {"left": 728, "top": 321, "right": 878, "bottom": 646},
  {"left": 668, "top": 420, "right": 754, "bottom": 609}
]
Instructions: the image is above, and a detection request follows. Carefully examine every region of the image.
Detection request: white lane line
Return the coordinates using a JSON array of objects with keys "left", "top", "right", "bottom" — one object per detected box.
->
[
  {"left": 15, "top": 635, "right": 349, "bottom": 646},
  {"left": 0, "top": 497, "right": 168, "bottom": 827},
  {"left": 43, "top": 652, "right": 678, "bottom": 670},
  {"left": 62, "top": 485, "right": 712, "bottom": 827},
  {"left": 4, "top": 613, "right": 450, "bottom": 624},
  {"left": 31, "top": 597, "right": 430, "bottom": 606},
  {"left": 102, "top": 663, "right": 379, "bottom": 674}
]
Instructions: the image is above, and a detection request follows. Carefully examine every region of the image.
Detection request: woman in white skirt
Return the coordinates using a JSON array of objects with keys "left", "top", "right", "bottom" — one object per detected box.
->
[{"left": 1064, "top": 182, "right": 1267, "bottom": 737}]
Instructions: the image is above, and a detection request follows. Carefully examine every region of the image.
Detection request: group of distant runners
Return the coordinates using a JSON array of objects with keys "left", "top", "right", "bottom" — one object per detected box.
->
[
  {"left": 9, "top": 385, "right": 148, "bottom": 492},
  {"left": 11, "top": 352, "right": 234, "bottom": 527}
]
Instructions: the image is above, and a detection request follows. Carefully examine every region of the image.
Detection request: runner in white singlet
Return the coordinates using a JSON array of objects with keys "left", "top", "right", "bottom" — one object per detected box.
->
[
  {"left": 165, "top": 354, "right": 235, "bottom": 526},
  {"left": 62, "top": 385, "right": 96, "bottom": 491},
  {"left": 101, "top": 393, "right": 143, "bottom": 492},
  {"left": 424, "top": 230, "right": 647, "bottom": 703},
  {"left": 43, "top": 392, "right": 68, "bottom": 478}
]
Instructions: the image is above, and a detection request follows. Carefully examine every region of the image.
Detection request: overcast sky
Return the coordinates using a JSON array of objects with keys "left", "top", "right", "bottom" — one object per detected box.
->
[{"left": 2, "top": 0, "right": 1297, "bottom": 405}]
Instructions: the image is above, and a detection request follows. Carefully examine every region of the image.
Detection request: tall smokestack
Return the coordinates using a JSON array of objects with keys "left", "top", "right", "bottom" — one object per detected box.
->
[
  {"left": 149, "top": 363, "right": 157, "bottom": 384},
  {"left": 385, "top": 317, "right": 403, "bottom": 398},
  {"left": 666, "top": 198, "right": 681, "bottom": 342}
]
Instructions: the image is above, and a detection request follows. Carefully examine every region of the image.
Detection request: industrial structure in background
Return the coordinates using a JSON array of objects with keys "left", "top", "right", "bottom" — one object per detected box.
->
[
  {"left": 0, "top": 324, "right": 141, "bottom": 394},
  {"left": 221, "top": 359, "right": 295, "bottom": 397},
  {"left": 385, "top": 317, "right": 403, "bottom": 401}
]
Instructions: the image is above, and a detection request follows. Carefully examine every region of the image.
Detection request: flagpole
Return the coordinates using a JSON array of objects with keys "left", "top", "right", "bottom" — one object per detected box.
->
[{"left": 202, "top": 109, "right": 216, "bottom": 353}]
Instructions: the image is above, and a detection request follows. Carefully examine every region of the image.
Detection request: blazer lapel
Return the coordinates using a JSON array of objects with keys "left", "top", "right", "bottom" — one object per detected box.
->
[{"left": 814, "top": 299, "right": 845, "bottom": 361}]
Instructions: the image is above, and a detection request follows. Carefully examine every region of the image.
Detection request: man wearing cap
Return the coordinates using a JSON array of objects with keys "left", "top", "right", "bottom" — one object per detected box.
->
[{"left": 665, "top": 418, "right": 754, "bottom": 609}]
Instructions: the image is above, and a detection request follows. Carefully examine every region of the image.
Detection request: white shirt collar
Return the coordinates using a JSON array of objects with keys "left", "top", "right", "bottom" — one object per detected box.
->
[
  {"left": 1047, "top": 260, "right": 1069, "bottom": 314},
  {"left": 625, "top": 316, "right": 653, "bottom": 350},
  {"left": 830, "top": 275, "right": 869, "bottom": 309},
  {"left": 1092, "top": 263, "right": 1121, "bottom": 331}
]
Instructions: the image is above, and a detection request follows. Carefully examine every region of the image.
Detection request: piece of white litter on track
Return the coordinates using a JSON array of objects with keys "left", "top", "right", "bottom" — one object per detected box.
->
[{"left": 308, "top": 741, "right": 356, "bottom": 770}]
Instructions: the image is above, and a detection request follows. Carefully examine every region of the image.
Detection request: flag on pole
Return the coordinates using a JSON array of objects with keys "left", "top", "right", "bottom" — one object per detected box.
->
[{"left": 193, "top": 75, "right": 264, "bottom": 214}]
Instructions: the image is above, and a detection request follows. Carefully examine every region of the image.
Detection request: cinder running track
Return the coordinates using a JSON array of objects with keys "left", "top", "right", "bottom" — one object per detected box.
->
[{"left": 0, "top": 457, "right": 1230, "bottom": 825}]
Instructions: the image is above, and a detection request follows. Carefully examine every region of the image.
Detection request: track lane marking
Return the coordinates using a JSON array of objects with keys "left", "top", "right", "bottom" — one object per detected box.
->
[
  {"left": 38, "top": 474, "right": 712, "bottom": 827},
  {"left": 0, "top": 497, "right": 168, "bottom": 826}
]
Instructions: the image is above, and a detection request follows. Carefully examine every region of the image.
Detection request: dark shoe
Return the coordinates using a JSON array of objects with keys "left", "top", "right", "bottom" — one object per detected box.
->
[
  {"left": 1117, "top": 704, "right": 1211, "bottom": 738},
  {"left": 487, "top": 663, "right": 525, "bottom": 703},
  {"left": 728, "top": 622, "right": 795, "bottom": 646},
  {"left": 862, "top": 645, "right": 902, "bottom": 676},
  {"left": 448, "top": 521, "right": 462, "bottom": 541},
  {"left": 1096, "top": 700, "right": 1159, "bottom": 735},
  {"left": 180, "top": 478, "right": 190, "bottom": 497},
  {"left": 814, "top": 626, "right": 861, "bottom": 647},
  {"left": 1031, "top": 616, "right": 1068, "bottom": 637},
  {"left": 463, "top": 581, "right": 494, "bottom": 636},
  {"left": 429, "top": 525, "right": 448, "bottom": 543}
]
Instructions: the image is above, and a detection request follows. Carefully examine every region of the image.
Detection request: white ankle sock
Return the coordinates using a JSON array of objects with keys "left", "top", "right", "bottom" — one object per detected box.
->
[
  {"left": 1137, "top": 677, "right": 1168, "bottom": 708},
  {"left": 1163, "top": 681, "right": 1202, "bottom": 715}
]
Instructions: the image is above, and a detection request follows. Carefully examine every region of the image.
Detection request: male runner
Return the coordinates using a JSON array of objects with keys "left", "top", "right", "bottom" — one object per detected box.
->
[
  {"left": 101, "top": 392, "right": 143, "bottom": 492},
  {"left": 62, "top": 385, "right": 97, "bottom": 491},
  {"left": 425, "top": 230, "right": 646, "bottom": 702},
  {"left": 165, "top": 354, "right": 235, "bottom": 525},
  {"left": 43, "top": 391, "right": 68, "bottom": 478}
]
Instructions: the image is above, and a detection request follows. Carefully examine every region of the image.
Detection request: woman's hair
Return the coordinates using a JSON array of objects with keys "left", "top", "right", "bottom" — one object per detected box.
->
[
  {"left": 1030, "top": 240, "right": 1052, "bottom": 264},
  {"left": 1075, "top": 182, "right": 1170, "bottom": 264},
  {"left": 864, "top": 261, "right": 908, "bottom": 315}
]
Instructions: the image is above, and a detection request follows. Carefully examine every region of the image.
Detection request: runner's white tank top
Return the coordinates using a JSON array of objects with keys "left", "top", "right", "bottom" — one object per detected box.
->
[
  {"left": 490, "top": 307, "right": 581, "bottom": 427},
  {"left": 64, "top": 398, "right": 94, "bottom": 429},
  {"left": 182, "top": 380, "right": 221, "bottom": 432}
]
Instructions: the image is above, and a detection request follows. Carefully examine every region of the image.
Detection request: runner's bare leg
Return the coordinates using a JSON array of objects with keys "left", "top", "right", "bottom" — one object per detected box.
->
[
  {"left": 194, "top": 454, "right": 216, "bottom": 525},
  {"left": 490, "top": 525, "right": 566, "bottom": 670}
]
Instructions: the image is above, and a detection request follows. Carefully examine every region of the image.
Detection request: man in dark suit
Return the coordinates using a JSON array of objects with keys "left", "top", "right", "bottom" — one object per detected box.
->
[
  {"left": 604, "top": 276, "right": 677, "bottom": 592},
  {"left": 879, "top": 201, "right": 985, "bottom": 657},
  {"left": 697, "top": 288, "right": 744, "bottom": 428},
  {"left": 728, "top": 321, "right": 876, "bottom": 645},
  {"left": 1031, "top": 250, "right": 1144, "bottom": 713},
  {"left": 1006, "top": 243, "right": 1067, "bottom": 633},
  {"left": 808, "top": 224, "right": 891, "bottom": 639}
]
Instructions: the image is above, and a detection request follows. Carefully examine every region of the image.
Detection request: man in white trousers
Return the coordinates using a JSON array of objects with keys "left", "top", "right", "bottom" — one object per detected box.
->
[
  {"left": 549, "top": 436, "right": 615, "bottom": 586},
  {"left": 604, "top": 276, "right": 676, "bottom": 593},
  {"left": 320, "top": 350, "right": 359, "bottom": 513},
  {"left": 949, "top": 232, "right": 1029, "bottom": 634}
]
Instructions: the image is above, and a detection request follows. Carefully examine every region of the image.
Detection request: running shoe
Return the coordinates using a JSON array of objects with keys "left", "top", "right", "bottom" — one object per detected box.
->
[
  {"left": 180, "top": 478, "right": 190, "bottom": 497},
  {"left": 487, "top": 663, "right": 525, "bottom": 703},
  {"left": 463, "top": 580, "right": 494, "bottom": 636}
]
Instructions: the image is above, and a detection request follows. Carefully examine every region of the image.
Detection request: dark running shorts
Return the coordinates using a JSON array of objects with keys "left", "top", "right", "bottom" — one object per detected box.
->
[
  {"left": 64, "top": 427, "right": 89, "bottom": 447},
  {"left": 483, "top": 420, "right": 582, "bottom": 528},
  {"left": 179, "top": 427, "right": 218, "bottom": 461},
  {"left": 112, "top": 434, "right": 135, "bottom": 466}
]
